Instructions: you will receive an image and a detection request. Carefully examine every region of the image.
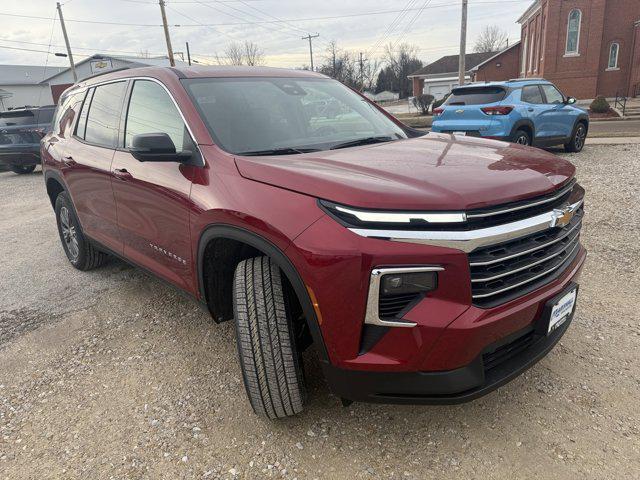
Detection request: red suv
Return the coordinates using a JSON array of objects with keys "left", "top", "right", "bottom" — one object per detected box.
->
[{"left": 42, "top": 66, "right": 586, "bottom": 418}]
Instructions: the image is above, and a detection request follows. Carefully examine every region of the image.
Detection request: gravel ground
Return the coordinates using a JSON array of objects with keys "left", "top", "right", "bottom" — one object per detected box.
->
[{"left": 1, "top": 144, "right": 639, "bottom": 479}]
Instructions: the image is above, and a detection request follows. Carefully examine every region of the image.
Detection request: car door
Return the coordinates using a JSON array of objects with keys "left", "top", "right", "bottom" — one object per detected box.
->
[
  {"left": 520, "top": 85, "right": 548, "bottom": 139},
  {"left": 58, "top": 81, "right": 127, "bottom": 254},
  {"left": 539, "top": 84, "right": 573, "bottom": 139},
  {"left": 110, "top": 78, "right": 196, "bottom": 292}
]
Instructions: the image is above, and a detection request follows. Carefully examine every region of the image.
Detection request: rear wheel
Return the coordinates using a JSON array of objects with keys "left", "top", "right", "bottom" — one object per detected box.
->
[
  {"left": 233, "top": 256, "right": 306, "bottom": 419},
  {"left": 513, "top": 129, "right": 531, "bottom": 146},
  {"left": 564, "top": 122, "right": 587, "bottom": 153},
  {"left": 55, "top": 192, "right": 108, "bottom": 270},
  {"left": 9, "top": 164, "right": 36, "bottom": 174}
]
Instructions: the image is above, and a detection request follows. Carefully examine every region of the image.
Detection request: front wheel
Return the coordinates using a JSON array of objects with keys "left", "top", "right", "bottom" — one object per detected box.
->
[
  {"left": 55, "top": 192, "right": 108, "bottom": 270},
  {"left": 513, "top": 129, "right": 531, "bottom": 146},
  {"left": 233, "top": 256, "right": 306, "bottom": 419},
  {"left": 9, "top": 164, "right": 36, "bottom": 174},
  {"left": 564, "top": 122, "right": 587, "bottom": 153}
]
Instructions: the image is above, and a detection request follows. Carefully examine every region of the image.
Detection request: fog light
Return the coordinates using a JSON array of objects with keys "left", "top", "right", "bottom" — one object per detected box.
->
[{"left": 380, "top": 271, "right": 438, "bottom": 296}]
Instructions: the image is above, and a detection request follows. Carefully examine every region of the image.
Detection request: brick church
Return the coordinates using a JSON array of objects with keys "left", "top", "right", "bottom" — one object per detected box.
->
[
  {"left": 471, "top": 0, "right": 640, "bottom": 98},
  {"left": 518, "top": 0, "right": 640, "bottom": 98}
]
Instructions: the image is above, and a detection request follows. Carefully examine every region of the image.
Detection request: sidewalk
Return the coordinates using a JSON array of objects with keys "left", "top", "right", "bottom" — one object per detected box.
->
[{"left": 586, "top": 137, "right": 640, "bottom": 145}]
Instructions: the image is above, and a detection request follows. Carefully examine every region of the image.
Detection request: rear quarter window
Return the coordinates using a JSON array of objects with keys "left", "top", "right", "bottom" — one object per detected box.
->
[{"left": 446, "top": 87, "right": 507, "bottom": 106}]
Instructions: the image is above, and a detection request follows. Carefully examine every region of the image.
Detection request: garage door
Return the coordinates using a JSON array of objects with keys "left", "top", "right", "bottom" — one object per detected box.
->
[{"left": 428, "top": 85, "right": 451, "bottom": 100}]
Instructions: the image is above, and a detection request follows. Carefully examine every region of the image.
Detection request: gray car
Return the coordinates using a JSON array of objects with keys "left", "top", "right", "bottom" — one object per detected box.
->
[{"left": 0, "top": 105, "right": 55, "bottom": 174}]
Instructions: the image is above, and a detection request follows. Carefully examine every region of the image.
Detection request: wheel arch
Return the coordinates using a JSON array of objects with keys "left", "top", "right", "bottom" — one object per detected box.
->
[
  {"left": 509, "top": 119, "right": 535, "bottom": 141},
  {"left": 197, "top": 224, "right": 330, "bottom": 363},
  {"left": 44, "top": 170, "right": 68, "bottom": 209}
]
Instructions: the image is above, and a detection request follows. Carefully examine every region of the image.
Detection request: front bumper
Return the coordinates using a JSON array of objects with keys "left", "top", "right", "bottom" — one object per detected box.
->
[{"left": 323, "top": 297, "right": 575, "bottom": 404}]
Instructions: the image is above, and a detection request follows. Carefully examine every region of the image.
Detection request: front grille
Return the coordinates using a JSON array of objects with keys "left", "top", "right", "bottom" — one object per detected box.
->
[
  {"left": 469, "top": 206, "right": 583, "bottom": 308},
  {"left": 483, "top": 329, "right": 536, "bottom": 371},
  {"left": 378, "top": 293, "right": 421, "bottom": 319}
]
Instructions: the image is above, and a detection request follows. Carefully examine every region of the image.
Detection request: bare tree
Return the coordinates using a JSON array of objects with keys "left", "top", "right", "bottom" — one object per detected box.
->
[
  {"left": 243, "top": 41, "right": 265, "bottom": 66},
  {"left": 217, "top": 41, "right": 265, "bottom": 66},
  {"left": 383, "top": 43, "right": 423, "bottom": 98},
  {"left": 474, "top": 25, "right": 509, "bottom": 53}
]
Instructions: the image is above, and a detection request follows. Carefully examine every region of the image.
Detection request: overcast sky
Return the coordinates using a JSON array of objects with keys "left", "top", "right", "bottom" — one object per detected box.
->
[{"left": 1, "top": 0, "right": 531, "bottom": 71}]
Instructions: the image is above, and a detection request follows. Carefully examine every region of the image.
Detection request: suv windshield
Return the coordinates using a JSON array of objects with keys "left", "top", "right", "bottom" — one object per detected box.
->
[
  {"left": 446, "top": 86, "right": 507, "bottom": 106},
  {"left": 182, "top": 77, "right": 407, "bottom": 155}
]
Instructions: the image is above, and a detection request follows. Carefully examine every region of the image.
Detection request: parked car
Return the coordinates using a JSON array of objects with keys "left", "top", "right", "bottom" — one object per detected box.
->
[
  {"left": 42, "top": 67, "right": 586, "bottom": 418},
  {"left": 431, "top": 79, "right": 589, "bottom": 152},
  {"left": 0, "top": 105, "right": 55, "bottom": 174}
]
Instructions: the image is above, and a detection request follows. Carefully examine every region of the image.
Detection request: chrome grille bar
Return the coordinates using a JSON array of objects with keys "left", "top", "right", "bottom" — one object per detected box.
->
[
  {"left": 471, "top": 233, "right": 580, "bottom": 283},
  {"left": 471, "top": 241, "right": 581, "bottom": 300}
]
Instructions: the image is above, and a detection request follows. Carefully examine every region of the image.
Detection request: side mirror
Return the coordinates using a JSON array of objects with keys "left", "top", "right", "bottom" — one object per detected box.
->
[
  {"left": 129, "top": 133, "right": 191, "bottom": 162},
  {"left": 566, "top": 97, "right": 577, "bottom": 105}
]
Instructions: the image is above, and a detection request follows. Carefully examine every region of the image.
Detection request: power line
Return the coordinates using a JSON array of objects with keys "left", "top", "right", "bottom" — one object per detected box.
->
[{"left": 0, "top": 1, "right": 532, "bottom": 28}]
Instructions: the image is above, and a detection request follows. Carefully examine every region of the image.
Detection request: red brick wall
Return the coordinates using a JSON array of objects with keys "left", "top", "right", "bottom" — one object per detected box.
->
[
  {"left": 631, "top": 24, "right": 640, "bottom": 97},
  {"left": 520, "top": 0, "right": 640, "bottom": 98},
  {"left": 412, "top": 77, "right": 424, "bottom": 97},
  {"left": 597, "top": 0, "right": 640, "bottom": 97},
  {"left": 474, "top": 44, "right": 521, "bottom": 82}
]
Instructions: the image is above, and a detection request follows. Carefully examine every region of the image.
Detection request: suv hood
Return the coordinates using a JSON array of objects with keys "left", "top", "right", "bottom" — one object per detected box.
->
[{"left": 234, "top": 133, "right": 576, "bottom": 211}]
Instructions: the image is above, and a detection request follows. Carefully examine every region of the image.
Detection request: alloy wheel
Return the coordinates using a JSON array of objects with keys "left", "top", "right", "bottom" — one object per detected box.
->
[
  {"left": 516, "top": 135, "right": 529, "bottom": 145},
  {"left": 60, "top": 206, "right": 79, "bottom": 260},
  {"left": 575, "top": 125, "right": 586, "bottom": 151}
]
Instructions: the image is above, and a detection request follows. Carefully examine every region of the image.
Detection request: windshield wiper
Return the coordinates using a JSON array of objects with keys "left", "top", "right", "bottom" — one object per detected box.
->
[
  {"left": 329, "top": 136, "right": 395, "bottom": 150},
  {"left": 237, "top": 147, "right": 319, "bottom": 156}
]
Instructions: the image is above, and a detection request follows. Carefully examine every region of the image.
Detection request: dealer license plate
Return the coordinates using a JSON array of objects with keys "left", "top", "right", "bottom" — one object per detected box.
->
[{"left": 548, "top": 287, "right": 577, "bottom": 334}]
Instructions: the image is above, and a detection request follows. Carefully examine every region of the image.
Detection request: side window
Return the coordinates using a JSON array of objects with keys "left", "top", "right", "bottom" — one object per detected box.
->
[
  {"left": 521, "top": 85, "right": 544, "bottom": 104},
  {"left": 75, "top": 88, "right": 94, "bottom": 140},
  {"left": 54, "top": 90, "right": 85, "bottom": 137},
  {"left": 124, "top": 80, "right": 188, "bottom": 152},
  {"left": 84, "top": 81, "right": 127, "bottom": 148},
  {"left": 541, "top": 85, "right": 565, "bottom": 105}
]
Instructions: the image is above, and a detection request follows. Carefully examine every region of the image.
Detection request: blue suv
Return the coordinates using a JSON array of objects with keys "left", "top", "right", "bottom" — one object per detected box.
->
[{"left": 431, "top": 79, "right": 589, "bottom": 152}]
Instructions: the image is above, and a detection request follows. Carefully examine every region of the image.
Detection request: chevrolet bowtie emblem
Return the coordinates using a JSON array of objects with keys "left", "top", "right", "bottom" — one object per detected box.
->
[{"left": 551, "top": 204, "right": 577, "bottom": 228}]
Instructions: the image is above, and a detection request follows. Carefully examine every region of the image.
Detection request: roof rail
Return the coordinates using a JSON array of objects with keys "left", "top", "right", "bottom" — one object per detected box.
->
[
  {"left": 80, "top": 66, "right": 132, "bottom": 83},
  {"left": 507, "top": 77, "right": 548, "bottom": 82}
]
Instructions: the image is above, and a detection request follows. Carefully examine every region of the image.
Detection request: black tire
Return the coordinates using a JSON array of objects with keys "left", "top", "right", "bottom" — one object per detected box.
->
[
  {"left": 54, "top": 192, "right": 108, "bottom": 271},
  {"left": 233, "top": 256, "right": 306, "bottom": 419},
  {"left": 564, "top": 122, "right": 587, "bottom": 153},
  {"left": 9, "top": 164, "right": 36, "bottom": 174},
  {"left": 512, "top": 129, "right": 532, "bottom": 146}
]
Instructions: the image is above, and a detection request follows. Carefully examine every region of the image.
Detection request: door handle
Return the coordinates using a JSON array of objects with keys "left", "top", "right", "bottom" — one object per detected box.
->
[
  {"left": 62, "top": 155, "right": 75, "bottom": 166},
  {"left": 113, "top": 168, "right": 133, "bottom": 180},
  {"left": 528, "top": 108, "right": 534, "bottom": 112}
]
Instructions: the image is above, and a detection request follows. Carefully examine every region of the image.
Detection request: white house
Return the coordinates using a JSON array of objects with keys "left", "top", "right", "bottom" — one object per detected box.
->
[
  {"left": 42, "top": 54, "right": 189, "bottom": 104},
  {"left": 0, "top": 65, "right": 65, "bottom": 110},
  {"left": 408, "top": 51, "right": 499, "bottom": 99}
]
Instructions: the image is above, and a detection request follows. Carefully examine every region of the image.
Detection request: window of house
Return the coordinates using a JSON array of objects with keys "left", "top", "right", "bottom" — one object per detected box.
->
[
  {"left": 521, "top": 85, "right": 544, "bottom": 104},
  {"left": 566, "top": 9, "right": 581, "bottom": 55},
  {"left": 608, "top": 42, "right": 620, "bottom": 69},
  {"left": 83, "top": 81, "right": 127, "bottom": 147},
  {"left": 541, "top": 84, "right": 565, "bottom": 104},
  {"left": 124, "top": 80, "right": 188, "bottom": 151}
]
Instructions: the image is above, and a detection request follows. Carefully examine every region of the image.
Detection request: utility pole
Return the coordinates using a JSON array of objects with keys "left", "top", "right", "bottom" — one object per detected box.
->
[
  {"left": 186, "top": 42, "right": 192, "bottom": 66},
  {"left": 302, "top": 33, "right": 319, "bottom": 71},
  {"left": 458, "top": 0, "right": 468, "bottom": 86},
  {"left": 56, "top": 2, "right": 77, "bottom": 82},
  {"left": 158, "top": 0, "right": 175, "bottom": 67}
]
